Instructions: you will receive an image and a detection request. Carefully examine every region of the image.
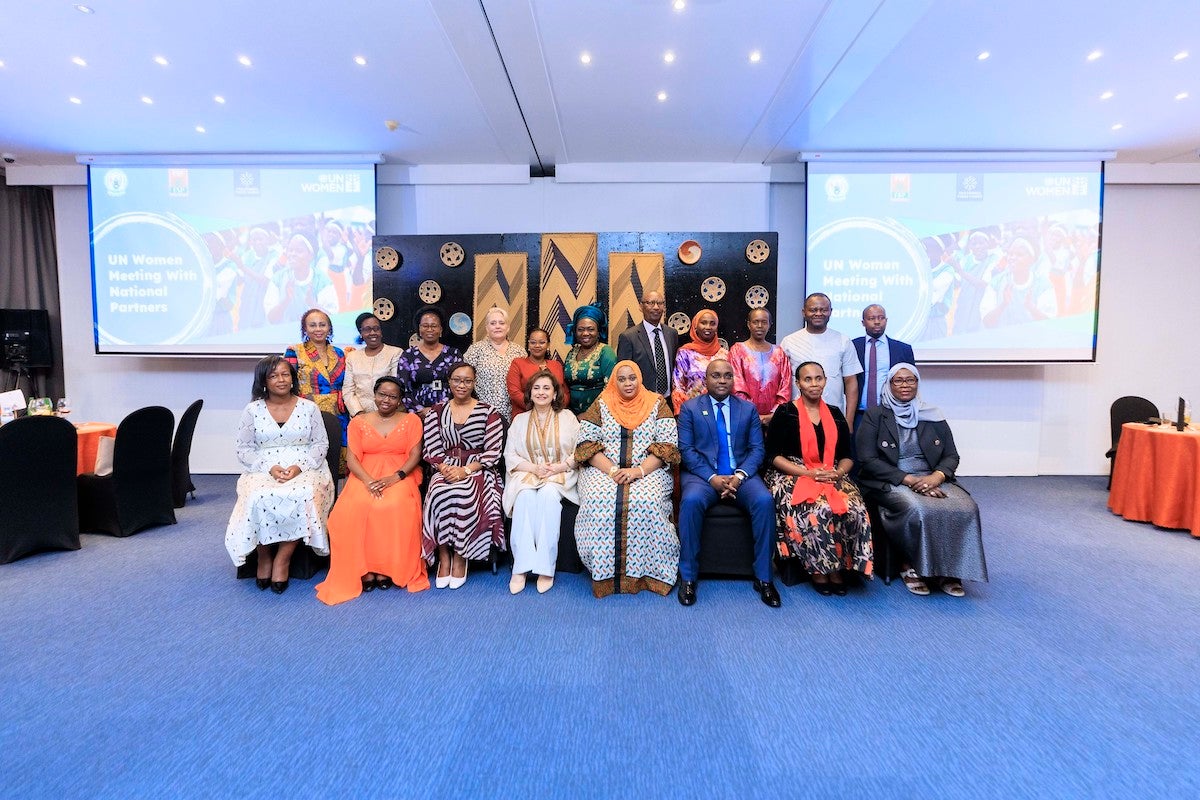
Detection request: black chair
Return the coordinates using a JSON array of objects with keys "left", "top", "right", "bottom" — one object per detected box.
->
[
  {"left": 0, "top": 415, "right": 81, "bottom": 563},
  {"left": 556, "top": 500, "right": 585, "bottom": 574},
  {"left": 236, "top": 411, "right": 339, "bottom": 582},
  {"left": 697, "top": 502, "right": 756, "bottom": 579},
  {"left": 78, "top": 405, "right": 177, "bottom": 536},
  {"left": 1107, "top": 395, "right": 1159, "bottom": 489},
  {"left": 171, "top": 398, "right": 203, "bottom": 508}
]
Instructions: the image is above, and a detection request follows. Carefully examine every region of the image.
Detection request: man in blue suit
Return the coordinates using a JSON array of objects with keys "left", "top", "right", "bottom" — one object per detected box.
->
[
  {"left": 676, "top": 359, "right": 780, "bottom": 607},
  {"left": 853, "top": 304, "right": 915, "bottom": 426}
]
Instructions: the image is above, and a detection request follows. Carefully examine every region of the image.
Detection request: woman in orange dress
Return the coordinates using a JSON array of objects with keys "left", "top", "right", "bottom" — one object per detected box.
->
[{"left": 316, "top": 376, "right": 429, "bottom": 604}]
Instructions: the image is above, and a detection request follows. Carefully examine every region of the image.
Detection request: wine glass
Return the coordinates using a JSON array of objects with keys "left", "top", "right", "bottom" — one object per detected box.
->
[{"left": 56, "top": 397, "right": 72, "bottom": 417}]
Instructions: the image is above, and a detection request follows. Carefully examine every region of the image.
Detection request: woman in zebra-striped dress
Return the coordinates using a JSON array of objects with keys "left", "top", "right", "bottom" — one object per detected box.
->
[{"left": 421, "top": 362, "right": 506, "bottom": 589}]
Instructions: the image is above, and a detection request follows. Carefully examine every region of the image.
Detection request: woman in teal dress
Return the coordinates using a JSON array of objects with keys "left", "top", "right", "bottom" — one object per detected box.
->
[{"left": 563, "top": 305, "right": 617, "bottom": 416}]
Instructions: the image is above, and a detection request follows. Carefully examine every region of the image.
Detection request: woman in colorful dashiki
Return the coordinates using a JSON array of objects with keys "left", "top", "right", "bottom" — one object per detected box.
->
[
  {"left": 285, "top": 308, "right": 347, "bottom": 473},
  {"left": 573, "top": 361, "right": 680, "bottom": 598}
]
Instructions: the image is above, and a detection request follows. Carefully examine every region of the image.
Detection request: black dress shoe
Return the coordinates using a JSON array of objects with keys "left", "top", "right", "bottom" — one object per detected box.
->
[
  {"left": 362, "top": 577, "right": 376, "bottom": 592},
  {"left": 831, "top": 581, "right": 848, "bottom": 596},
  {"left": 678, "top": 580, "right": 698, "bottom": 606},
  {"left": 377, "top": 576, "right": 394, "bottom": 591},
  {"left": 758, "top": 581, "right": 782, "bottom": 608},
  {"left": 753, "top": 578, "right": 764, "bottom": 592},
  {"left": 811, "top": 580, "right": 833, "bottom": 596},
  {"left": 270, "top": 580, "right": 289, "bottom": 594},
  {"left": 255, "top": 578, "right": 271, "bottom": 591}
]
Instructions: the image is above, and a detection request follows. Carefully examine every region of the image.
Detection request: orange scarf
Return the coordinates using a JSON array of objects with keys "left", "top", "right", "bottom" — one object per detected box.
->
[
  {"left": 789, "top": 399, "right": 849, "bottom": 514},
  {"left": 680, "top": 310, "right": 721, "bottom": 358},
  {"left": 599, "top": 360, "right": 662, "bottom": 430}
]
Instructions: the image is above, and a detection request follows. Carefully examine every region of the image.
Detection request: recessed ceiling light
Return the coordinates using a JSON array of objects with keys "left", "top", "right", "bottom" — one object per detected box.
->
[
  {"left": 673, "top": 0, "right": 686, "bottom": 10},
  {"left": 71, "top": 56, "right": 87, "bottom": 67},
  {"left": 977, "top": 51, "right": 990, "bottom": 61},
  {"left": 385, "top": 120, "right": 400, "bottom": 131},
  {"left": 1086, "top": 49, "right": 1103, "bottom": 61},
  {"left": 1111, "top": 123, "right": 1123, "bottom": 130},
  {"left": 749, "top": 50, "right": 761, "bottom": 63},
  {"left": 1176, "top": 91, "right": 1189, "bottom": 100},
  {"left": 141, "top": 96, "right": 153, "bottom": 105},
  {"left": 74, "top": 4, "right": 94, "bottom": 13},
  {"left": 195, "top": 125, "right": 206, "bottom": 133},
  {"left": 353, "top": 55, "right": 367, "bottom": 66},
  {"left": 214, "top": 95, "right": 226, "bottom": 104},
  {"left": 1174, "top": 51, "right": 1189, "bottom": 61},
  {"left": 1100, "top": 90, "right": 1113, "bottom": 100},
  {"left": 580, "top": 52, "right": 592, "bottom": 65},
  {"left": 663, "top": 50, "right": 675, "bottom": 64},
  {"left": 153, "top": 55, "right": 169, "bottom": 66},
  {"left": 657, "top": 90, "right": 668, "bottom": 102},
  {"left": 69, "top": 96, "right": 82, "bottom": 105},
  {"left": 237, "top": 54, "right": 252, "bottom": 67},
  {"left": 0, "top": 60, "right": 6, "bottom": 68}
]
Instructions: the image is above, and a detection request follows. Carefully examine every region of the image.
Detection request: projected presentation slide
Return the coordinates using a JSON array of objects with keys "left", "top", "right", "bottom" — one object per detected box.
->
[
  {"left": 89, "top": 165, "right": 376, "bottom": 355},
  {"left": 806, "top": 162, "right": 1102, "bottom": 362}
]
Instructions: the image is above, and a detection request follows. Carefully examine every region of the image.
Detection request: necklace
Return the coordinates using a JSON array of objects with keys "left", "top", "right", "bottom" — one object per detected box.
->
[{"left": 532, "top": 408, "right": 555, "bottom": 457}]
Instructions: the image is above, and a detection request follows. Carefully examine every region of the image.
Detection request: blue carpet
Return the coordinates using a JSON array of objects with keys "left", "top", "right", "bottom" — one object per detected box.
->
[{"left": 1, "top": 474, "right": 1198, "bottom": 798}]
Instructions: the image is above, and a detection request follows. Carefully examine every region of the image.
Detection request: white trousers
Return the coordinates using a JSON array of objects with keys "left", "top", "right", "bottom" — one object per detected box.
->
[{"left": 510, "top": 486, "right": 563, "bottom": 577}]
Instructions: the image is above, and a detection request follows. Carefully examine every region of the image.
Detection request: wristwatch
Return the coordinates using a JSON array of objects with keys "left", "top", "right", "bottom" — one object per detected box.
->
[
  {"left": 733, "top": 469, "right": 749, "bottom": 481},
  {"left": 396, "top": 469, "right": 407, "bottom": 480}
]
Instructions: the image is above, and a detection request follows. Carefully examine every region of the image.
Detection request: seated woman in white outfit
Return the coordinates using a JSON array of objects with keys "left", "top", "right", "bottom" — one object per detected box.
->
[
  {"left": 502, "top": 369, "right": 579, "bottom": 594},
  {"left": 224, "top": 355, "right": 334, "bottom": 594}
]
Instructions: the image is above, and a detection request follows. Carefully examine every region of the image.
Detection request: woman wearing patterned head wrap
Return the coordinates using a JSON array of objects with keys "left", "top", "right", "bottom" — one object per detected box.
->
[
  {"left": 573, "top": 361, "right": 680, "bottom": 598},
  {"left": 563, "top": 304, "right": 617, "bottom": 416}
]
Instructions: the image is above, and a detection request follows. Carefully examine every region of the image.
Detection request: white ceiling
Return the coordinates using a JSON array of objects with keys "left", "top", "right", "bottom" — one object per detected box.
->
[{"left": 2, "top": 0, "right": 1199, "bottom": 170}]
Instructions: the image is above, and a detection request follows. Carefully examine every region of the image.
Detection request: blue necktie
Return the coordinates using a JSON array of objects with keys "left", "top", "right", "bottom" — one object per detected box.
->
[{"left": 715, "top": 400, "right": 732, "bottom": 475}]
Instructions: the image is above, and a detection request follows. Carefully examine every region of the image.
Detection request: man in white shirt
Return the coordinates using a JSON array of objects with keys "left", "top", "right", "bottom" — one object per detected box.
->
[{"left": 779, "top": 293, "right": 862, "bottom": 426}]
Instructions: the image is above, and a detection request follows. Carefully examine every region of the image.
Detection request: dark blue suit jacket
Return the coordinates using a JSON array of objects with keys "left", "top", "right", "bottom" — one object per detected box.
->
[
  {"left": 853, "top": 335, "right": 916, "bottom": 408},
  {"left": 677, "top": 393, "right": 764, "bottom": 482}
]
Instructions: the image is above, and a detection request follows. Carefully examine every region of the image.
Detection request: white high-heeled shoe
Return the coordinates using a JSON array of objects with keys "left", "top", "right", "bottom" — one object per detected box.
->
[
  {"left": 435, "top": 561, "right": 451, "bottom": 589},
  {"left": 449, "top": 560, "right": 468, "bottom": 590},
  {"left": 509, "top": 572, "right": 527, "bottom": 594},
  {"left": 536, "top": 575, "right": 554, "bottom": 594}
]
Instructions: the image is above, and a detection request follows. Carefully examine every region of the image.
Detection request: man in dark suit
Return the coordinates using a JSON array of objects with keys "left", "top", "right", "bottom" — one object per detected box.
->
[
  {"left": 853, "top": 304, "right": 915, "bottom": 425},
  {"left": 616, "top": 290, "right": 678, "bottom": 400},
  {"left": 676, "top": 359, "right": 780, "bottom": 607}
]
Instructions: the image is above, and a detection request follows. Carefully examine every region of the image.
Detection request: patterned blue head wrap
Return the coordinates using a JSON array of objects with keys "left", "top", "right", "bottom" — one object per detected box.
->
[{"left": 565, "top": 304, "right": 608, "bottom": 345}]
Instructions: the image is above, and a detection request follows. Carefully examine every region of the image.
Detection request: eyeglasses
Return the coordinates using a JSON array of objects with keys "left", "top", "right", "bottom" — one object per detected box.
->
[
  {"left": 375, "top": 392, "right": 401, "bottom": 402},
  {"left": 642, "top": 300, "right": 666, "bottom": 307},
  {"left": 450, "top": 377, "right": 475, "bottom": 385},
  {"left": 890, "top": 377, "right": 918, "bottom": 386}
]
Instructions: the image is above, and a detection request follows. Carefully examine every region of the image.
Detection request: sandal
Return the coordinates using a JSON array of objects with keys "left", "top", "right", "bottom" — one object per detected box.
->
[
  {"left": 940, "top": 579, "right": 966, "bottom": 598},
  {"left": 900, "top": 568, "right": 930, "bottom": 596}
]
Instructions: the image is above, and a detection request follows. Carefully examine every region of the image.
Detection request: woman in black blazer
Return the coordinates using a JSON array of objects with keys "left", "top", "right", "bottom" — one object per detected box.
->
[{"left": 855, "top": 365, "right": 987, "bottom": 597}]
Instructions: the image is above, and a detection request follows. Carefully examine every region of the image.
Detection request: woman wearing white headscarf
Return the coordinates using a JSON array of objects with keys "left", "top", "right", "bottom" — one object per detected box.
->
[{"left": 855, "top": 364, "right": 987, "bottom": 597}]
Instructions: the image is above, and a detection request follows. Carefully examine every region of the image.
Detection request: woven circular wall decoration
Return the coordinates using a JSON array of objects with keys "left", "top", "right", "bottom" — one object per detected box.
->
[
  {"left": 375, "top": 246, "right": 401, "bottom": 271},
  {"left": 372, "top": 297, "right": 395, "bottom": 321},
  {"left": 745, "top": 239, "right": 770, "bottom": 264},
  {"left": 440, "top": 241, "right": 465, "bottom": 267}
]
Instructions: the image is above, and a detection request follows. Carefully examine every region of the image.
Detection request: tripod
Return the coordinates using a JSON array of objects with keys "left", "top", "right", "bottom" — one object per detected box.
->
[{"left": 5, "top": 362, "right": 39, "bottom": 399}]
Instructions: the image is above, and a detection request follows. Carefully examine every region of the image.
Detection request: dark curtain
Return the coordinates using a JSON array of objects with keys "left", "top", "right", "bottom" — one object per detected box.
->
[{"left": 0, "top": 171, "right": 65, "bottom": 400}]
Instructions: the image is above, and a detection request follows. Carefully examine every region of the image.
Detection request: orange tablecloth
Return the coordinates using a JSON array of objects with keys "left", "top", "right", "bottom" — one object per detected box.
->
[
  {"left": 75, "top": 422, "right": 117, "bottom": 475},
  {"left": 1108, "top": 422, "right": 1200, "bottom": 537}
]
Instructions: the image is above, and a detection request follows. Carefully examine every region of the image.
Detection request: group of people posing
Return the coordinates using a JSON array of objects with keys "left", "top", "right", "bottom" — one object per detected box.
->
[{"left": 223, "top": 290, "right": 987, "bottom": 607}]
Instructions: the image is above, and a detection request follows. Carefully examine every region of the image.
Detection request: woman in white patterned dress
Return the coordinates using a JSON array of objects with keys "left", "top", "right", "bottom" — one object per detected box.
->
[
  {"left": 225, "top": 355, "right": 334, "bottom": 593},
  {"left": 573, "top": 361, "right": 680, "bottom": 598},
  {"left": 463, "top": 306, "right": 526, "bottom": 423}
]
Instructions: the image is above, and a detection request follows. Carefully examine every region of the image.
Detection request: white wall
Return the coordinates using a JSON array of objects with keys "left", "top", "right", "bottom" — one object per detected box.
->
[{"left": 47, "top": 171, "right": 1200, "bottom": 475}]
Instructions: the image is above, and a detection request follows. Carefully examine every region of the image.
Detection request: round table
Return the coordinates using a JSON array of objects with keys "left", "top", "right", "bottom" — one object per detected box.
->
[{"left": 1108, "top": 421, "right": 1200, "bottom": 537}]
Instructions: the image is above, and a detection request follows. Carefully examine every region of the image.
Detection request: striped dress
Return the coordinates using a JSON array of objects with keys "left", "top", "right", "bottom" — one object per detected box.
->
[{"left": 420, "top": 399, "right": 506, "bottom": 562}]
